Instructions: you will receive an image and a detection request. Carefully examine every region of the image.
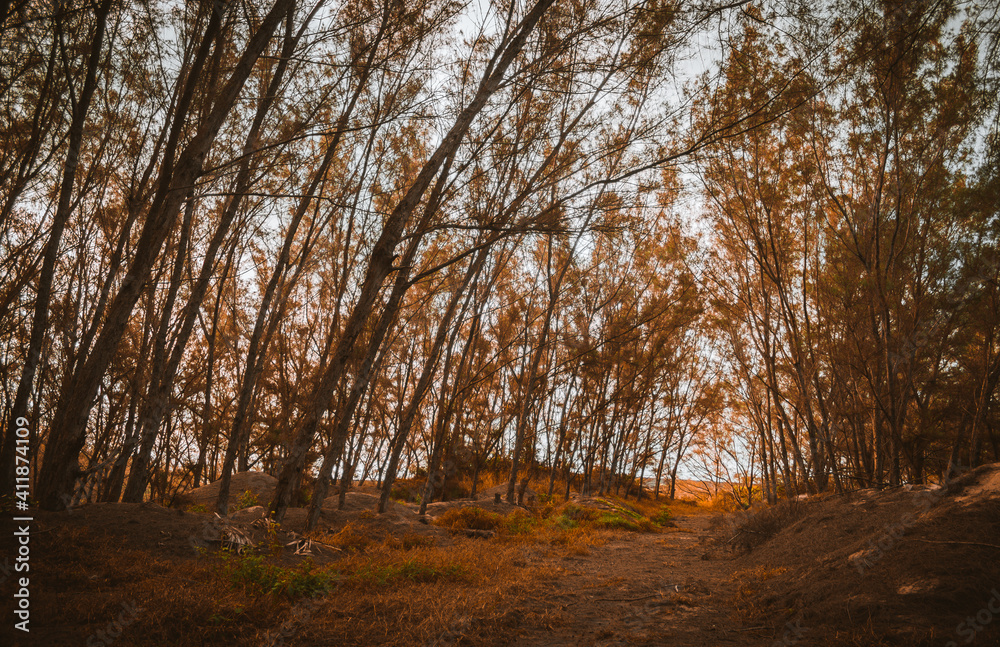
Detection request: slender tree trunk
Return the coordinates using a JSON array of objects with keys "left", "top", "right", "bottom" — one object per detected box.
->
[
  {"left": 271, "top": 0, "right": 556, "bottom": 521},
  {"left": 2, "top": 0, "right": 113, "bottom": 492},
  {"left": 377, "top": 251, "right": 488, "bottom": 515},
  {"left": 37, "top": 0, "right": 294, "bottom": 510}
]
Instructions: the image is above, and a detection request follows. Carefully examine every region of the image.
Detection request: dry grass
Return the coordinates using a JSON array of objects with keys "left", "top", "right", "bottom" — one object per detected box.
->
[
  {"left": 33, "top": 503, "right": 607, "bottom": 647},
  {"left": 429, "top": 493, "right": 679, "bottom": 540},
  {"left": 729, "top": 565, "right": 789, "bottom": 624},
  {"left": 32, "top": 480, "right": 721, "bottom": 647},
  {"left": 307, "top": 522, "right": 375, "bottom": 552},
  {"left": 430, "top": 503, "right": 619, "bottom": 556},
  {"left": 718, "top": 498, "right": 806, "bottom": 554}
]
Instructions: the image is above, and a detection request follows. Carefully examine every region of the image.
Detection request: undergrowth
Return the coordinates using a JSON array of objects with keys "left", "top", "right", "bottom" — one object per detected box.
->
[
  {"left": 431, "top": 496, "right": 673, "bottom": 540},
  {"left": 729, "top": 565, "right": 788, "bottom": 624},
  {"left": 217, "top": 551, "right": 334, "bottom": 599},
  {"left": 723, "top": 499, "right": 805, "bottom": 553}
]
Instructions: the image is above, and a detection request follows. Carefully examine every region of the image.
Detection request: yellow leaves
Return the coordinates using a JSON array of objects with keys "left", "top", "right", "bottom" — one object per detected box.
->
[{"left": 622, "top": 0, "right": 679, "bottom": 75}]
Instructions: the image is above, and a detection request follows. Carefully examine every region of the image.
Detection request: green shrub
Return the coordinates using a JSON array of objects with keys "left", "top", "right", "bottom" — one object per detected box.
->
[
  {"left": 274, "top": 559, "right": 336, "bottom": 598},
  {"left": 218, "top": 552, "right": 335, "bottom": 599},
  {"left": 550, "top": 514, "right": 579, "bottom": 530},
  {"left": 593, "top": 511, "right": 659, "bottom": 532},
  {"left": 595, "top": 513, "right": 642, "bottom": 531},
  {"left": 594, "top": 498, "right": 644, "bottom": 520},
  {"left": 503, "top": 510, "right": 538, "bottom": 535},
  {"left": 220, "top": 552, "right": 279, "bottom": 593},
  {"left": 650, "top": 507, "right": 673, "bottom": 525},
  {"left": 234, "top": 489, "right": 259, "bottom": 511}
]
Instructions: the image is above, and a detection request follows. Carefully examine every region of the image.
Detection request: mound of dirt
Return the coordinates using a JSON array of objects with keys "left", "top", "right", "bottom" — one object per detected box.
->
[
  {"left": 421, "top": 497, "right": 527, "bottom": 518},
  {"left": 477, "top": 483, "right": 539, "bottom": 505},
  {"left": 177, "top": 471, "right": 277, "bottom": 509},
  {"left": 952, "top": 463, "right": 1000, "bottom": 503},
  {"left": 567, "top": 494, "right": 643, "bottom": 514},
  {"left": 720, "top": 462, "right": 1000, "bottom": 645},
  {"left": 323, "top": 491, "right": 387, "bottom": 513}
]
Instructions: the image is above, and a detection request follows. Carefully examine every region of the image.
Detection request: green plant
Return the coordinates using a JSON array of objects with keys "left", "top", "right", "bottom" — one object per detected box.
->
[
  {"left": 650, "top": 507, "right": 673, "bottom": 525},
  {"left": 562, "top": 504, "right": 598, "bottom": 522},
  {"left": 274, "top": 559, "right": 335, "bottom": 598},
  {"left": 593, "top": 512, "right": 658, "bottom": 532},
  {"left": 503, "top": 511, "right": 538, "bottom": 535},
  {"left": 186, "top": 504, "right": 210, "bottom": 513},
  {"left": 595, "top": 513, "right": 642, "bottom": 531},
  {"left": 208, "top": 607, "right": 244, "bottom": 625},
  {"left": 234, "top": 489, "right": 259, "bottom": 511},
  {"left": 550, "top": 514, "right": 579, "bottom": 530},
  {"left": 595, "top": 498, "right": 644, "bottom": 520},
  {"left": 221, "top": 551, "right": 279, "bottom": 593},
  {"left": 218, "top": 551, "right": 335, "bottom": 599}
]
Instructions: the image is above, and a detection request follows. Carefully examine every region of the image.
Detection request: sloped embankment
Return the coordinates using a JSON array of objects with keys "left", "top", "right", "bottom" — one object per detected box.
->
[{"left": 720, "top": 463, "right": 1000, "bottom": 645}]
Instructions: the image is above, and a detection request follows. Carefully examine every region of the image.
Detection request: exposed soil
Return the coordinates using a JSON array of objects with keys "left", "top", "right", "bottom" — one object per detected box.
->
[
  {"left": 718, "top": 463, "right": 1000, "bottom": 647},
  {"left": 3, "top": 464, "right": 998, "bottom": 647},
  {"left": 496, "top": 515, "right": 759, "bottom": 647}
]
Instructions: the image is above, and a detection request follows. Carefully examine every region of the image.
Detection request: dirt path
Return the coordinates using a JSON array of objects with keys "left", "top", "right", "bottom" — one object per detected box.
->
[{"left": 506, "top": 515, "right": 761, "bottom": 647}]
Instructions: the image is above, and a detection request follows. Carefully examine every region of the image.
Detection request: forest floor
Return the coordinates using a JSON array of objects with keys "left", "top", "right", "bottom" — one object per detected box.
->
[
  {"left": 501, "top": 514, "right": 757, "bottom": 647},
  {"left": 4, "top": 464, "right": 1000, "bottom": 647}
]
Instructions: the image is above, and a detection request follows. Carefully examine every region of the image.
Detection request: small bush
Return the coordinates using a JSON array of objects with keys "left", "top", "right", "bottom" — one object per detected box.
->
[
  {"left": 503, "top": 510, "right": 538, "bottom": 535},
  {"left": 234, "top": 489, "right": 259, "bottom": 511},
  {"left": 595, "top": 513, "right": 644, "bottom": 531},
  {"left": 562, "top": 504, "right": 599, "bottom": 522},
  {"left": 558, "top": 499, "right": 659, "bottom": 532},
  {"left": 186, "top": 504, "right": 210, "bottom": 513},
  {"left": 218, "top": 552, "right": 334, "bottom": 599},
  {"left": 650, "top": 507, "right": 673, "bottom": 526},
  {"left": 221, "top": 552, "right": 278, "bottom": 593},
  {"left": 550, "top": 514, "right": 579, "bottom": 530},
  {"left": 274, "top": 559, "right": 335, "bottom": 598}
]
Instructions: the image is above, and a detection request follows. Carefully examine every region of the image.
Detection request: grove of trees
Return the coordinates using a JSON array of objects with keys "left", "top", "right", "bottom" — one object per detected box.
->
[{"left": 1, "top": 0, "right": 997, "bottom": 521}]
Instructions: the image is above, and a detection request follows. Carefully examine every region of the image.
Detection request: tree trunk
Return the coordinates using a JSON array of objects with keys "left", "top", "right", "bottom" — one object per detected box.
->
[
  {"left": 271, "top": 0, "right": 556, "bottom": 521},
  {"left": 2, "top": 0, "right": 113, "bottom": 493},
  {"left": 37, "top": 0, "right": 295, "bottom": 510}
]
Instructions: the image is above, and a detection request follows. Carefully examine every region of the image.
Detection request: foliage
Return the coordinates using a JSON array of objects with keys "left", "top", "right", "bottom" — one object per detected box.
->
[
  {"left": 233, "top": 490, "right": 259, "bottom": 511},
  {"left": 347, "top": 559, "right": 467, "bottom": 586},
  {"left": 649, "top": 507, "right": 673, "bottom": 526},
  {"left": 218, "top": 552, "right": 335, "bottom": 599},
  {"left": 4, "top": 0, "right": 997, "bottom": 516}
]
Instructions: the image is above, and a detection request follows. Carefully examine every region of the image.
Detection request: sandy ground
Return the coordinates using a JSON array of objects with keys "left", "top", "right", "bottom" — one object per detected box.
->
[{"left": 499, "top": 515, "right": 761, "bottom": 647}]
